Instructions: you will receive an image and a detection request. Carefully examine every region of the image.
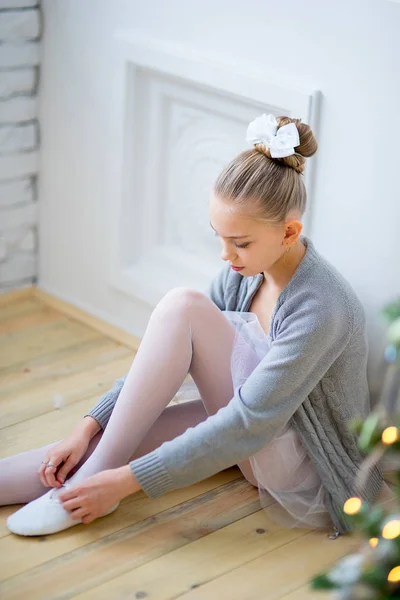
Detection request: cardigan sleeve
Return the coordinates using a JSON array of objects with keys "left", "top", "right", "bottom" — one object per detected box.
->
[
  {"left": 128, "top": 291, "right": 354, "bottom": 497},
  {"left": 84, "top": 375, "right": 128, "bottom": 430},
  {"left": 84, "top": 266, "right": 229, "bottom": 429}
]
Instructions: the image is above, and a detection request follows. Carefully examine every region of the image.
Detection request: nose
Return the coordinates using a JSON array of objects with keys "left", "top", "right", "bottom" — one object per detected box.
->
[{"left": 220, "top": 242, "right": 237, "bottom": 262}]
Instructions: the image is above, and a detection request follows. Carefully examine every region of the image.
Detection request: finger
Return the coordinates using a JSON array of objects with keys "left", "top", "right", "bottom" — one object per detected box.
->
[
  {"left": 56, "top": 457, "right": 76, "bottom": 484},
  {"left": 61, "top": 498, "right": 83, "bottom": 512},
  {"left": 44, "top": 462, "right": 60, "bottom": 488},
  {"left": 69, "top": 508, "right": 89, "bottom": 520},
  {"left": 81, "top": 514, "right": 95, "bottom": 524},
  {"left": 59, "top": 486, "right": 80, "bottom": 502},
  {"left": 41, "top": 455, "right": 58, "bottom": 486},
  {"left": 39, "top": 461, "right": 60, "bottom": 488},
  {"left": 38, "top": 461, "right": 50, "bottom": 487}
]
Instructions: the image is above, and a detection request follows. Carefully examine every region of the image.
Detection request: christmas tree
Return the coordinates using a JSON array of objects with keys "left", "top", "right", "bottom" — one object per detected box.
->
[{"left": 310, "top": 298, "right": 400, "bottom": 599}]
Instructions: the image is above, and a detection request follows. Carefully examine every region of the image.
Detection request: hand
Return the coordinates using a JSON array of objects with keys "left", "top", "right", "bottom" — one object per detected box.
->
[
  {"left": 58, "top": 466, "right": 141, "bottom": 524},
  {"left": 38, "top": 430, "right": 91, "bottom": 488}
]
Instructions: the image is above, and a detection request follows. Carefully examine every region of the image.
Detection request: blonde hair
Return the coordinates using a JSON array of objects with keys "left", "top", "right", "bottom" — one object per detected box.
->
[{"left": 213, "top": 116, "right": 318, "bottom": 224}]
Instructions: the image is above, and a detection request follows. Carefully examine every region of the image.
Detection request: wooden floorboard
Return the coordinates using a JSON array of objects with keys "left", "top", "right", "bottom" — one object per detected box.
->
[{"left": 0, "top": 288, "right": 360, "bottom": 599}]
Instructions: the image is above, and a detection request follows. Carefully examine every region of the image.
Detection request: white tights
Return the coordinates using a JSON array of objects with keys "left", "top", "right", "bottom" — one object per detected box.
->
[{"left": 0, "top": 288, "right": 259, "bottom": 506}]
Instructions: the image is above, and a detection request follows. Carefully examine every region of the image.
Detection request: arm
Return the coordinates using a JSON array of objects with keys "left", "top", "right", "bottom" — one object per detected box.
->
[
  {"left": 83, "top": 375, "right": 128, "bottom": 430},
  {"left": 128, "top": 293, "right": 353, "bottom": 497}
]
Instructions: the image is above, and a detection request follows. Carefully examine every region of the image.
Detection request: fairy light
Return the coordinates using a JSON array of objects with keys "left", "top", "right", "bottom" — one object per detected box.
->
[
  {"left": 388, "top": 566, "right": 400, "bottom": 582},
  {"left": 343, "top": 497, "right": 362, "bottom": 515},
  {"left": 382, "top": 520, "right": 400, "bottom": 539},
  {"left": 382, "top": 426, "right": 399, "bottom": 445},
  {"left": 369, "top": 537, "right": 379, "bottom": 548}
]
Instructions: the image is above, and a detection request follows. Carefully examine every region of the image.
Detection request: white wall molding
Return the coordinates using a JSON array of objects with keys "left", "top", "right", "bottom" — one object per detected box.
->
[{"left": 108, "top": 31, "right": 321, "bottom": 308}]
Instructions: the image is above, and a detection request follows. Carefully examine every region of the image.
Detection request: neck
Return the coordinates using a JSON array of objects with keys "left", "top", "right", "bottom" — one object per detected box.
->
[{"left": 262, "top": 238, "right": 306, "bottom": 290}]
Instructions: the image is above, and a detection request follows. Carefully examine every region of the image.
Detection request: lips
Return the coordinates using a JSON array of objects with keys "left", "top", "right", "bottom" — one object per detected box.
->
[{"left": 231, "top": 265, "right": 244, "bottom": 271}]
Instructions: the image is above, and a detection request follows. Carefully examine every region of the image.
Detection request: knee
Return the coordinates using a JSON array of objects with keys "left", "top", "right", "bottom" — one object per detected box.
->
[
  {"left": 153, "top": 287, "right": 209, "bottom": 317},
  {"left": 237, "top": 460, "right": 259, "bottom": 488}
]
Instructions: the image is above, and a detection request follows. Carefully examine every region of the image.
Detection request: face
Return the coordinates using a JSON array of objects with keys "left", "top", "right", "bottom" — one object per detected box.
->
[{"left": 209, "top": 195, "right": 300, "bottom": 277}]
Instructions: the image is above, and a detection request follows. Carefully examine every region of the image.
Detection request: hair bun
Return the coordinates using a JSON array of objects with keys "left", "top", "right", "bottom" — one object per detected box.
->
[{"left": 254, "top": 116, "right": 318, "bottom": 175}]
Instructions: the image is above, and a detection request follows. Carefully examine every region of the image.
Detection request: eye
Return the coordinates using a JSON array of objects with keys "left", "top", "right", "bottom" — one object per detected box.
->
[{"left": 212, "top": 230, "right": 250, "bottom": 248}]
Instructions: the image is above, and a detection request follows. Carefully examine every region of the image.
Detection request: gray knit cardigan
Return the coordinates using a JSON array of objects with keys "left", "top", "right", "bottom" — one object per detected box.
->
[{"left": 85, "top": 235, "right": 383, "bottom": 533}]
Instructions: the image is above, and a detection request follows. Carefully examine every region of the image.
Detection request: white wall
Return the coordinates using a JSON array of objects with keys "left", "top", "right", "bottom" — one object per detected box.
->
[
  {"left": 0, "top": 0, "right": 40, "bottom": 292},
  {"left": 38, "top": 0, "right": 400, "bottom": 401}
]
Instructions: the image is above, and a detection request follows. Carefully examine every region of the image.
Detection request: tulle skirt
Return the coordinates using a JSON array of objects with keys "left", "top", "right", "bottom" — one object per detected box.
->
[{"left": 176, "top": 310, "right": 333, "bottom": 530}]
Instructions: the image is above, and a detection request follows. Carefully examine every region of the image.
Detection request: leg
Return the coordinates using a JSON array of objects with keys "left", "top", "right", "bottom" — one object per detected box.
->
[
  {"left": 0, "top": 432, "right": 106, "bottom": 505},
  {"left": 6, "top": 289, "right": 259, "bottom": 534},
  {"left": 67, "top": 288, "right": 257, "bottom": 486},
  {"left": 0, "top": 400, "right": 211, "bottom": 505},
  {"left": 2, "top": 288, "right": 257, "bottom": 506}
]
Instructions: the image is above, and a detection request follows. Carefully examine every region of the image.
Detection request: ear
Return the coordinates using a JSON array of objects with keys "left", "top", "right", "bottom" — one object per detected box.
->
[{"left": 283, "top": 220, "right": 303, "bottom": 245}]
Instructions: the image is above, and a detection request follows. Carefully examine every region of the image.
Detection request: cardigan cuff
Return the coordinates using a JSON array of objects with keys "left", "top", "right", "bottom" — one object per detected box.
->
[
  {"left": 84, "top": 395, "right": 116, "bottom": 430},
  {"left": 129, "top": 450, "right": 175, "bottom": 498}
]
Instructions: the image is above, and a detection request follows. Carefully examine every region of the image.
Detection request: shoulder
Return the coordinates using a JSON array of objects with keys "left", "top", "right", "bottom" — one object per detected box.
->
[
  {"left": 314, "top": 248, "right": 366, "bottom": 331},
  {"left": 276, "top": 242, "right": 366, "bottom": 337}
]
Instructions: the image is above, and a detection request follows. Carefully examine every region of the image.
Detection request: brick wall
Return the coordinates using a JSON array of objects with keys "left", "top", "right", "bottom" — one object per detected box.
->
[{"left": 0, "top": 0, "right": 40, "bottom": 292}]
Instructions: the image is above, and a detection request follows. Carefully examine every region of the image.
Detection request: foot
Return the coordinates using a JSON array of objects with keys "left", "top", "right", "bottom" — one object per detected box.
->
[{"left": 7, "top": 481, "right": 119, "bottom": 536}]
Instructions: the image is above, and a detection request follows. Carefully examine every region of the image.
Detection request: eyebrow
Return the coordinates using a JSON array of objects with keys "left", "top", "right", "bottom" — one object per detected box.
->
[{"left": 209, "top": 221, "right": 251, "bottom": 239}]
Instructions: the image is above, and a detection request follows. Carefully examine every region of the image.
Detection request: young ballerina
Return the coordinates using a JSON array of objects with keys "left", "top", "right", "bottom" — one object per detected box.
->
[{"left": 2, "top": 113, "right": 385, "bottom": 538}]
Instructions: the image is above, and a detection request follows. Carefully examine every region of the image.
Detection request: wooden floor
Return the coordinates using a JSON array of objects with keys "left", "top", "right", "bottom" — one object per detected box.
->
[{"left": 0, "top": 287, "right": 363, "bottom": 600}]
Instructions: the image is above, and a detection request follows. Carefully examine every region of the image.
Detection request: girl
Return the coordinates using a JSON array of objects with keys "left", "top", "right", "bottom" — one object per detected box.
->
[{"left": 2, "top": 114, "right": 385, "bottom": 538}]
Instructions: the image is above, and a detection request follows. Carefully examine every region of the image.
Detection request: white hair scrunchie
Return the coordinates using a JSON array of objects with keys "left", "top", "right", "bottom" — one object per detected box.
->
[{"left": 245, "top": 113, "right": 301, "bottom": 158}]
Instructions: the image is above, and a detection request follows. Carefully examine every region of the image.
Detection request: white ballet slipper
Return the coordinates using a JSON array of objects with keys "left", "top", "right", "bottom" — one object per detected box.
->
[{"left": 7, "top": 481, "right": 119, "bottom": 536}]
